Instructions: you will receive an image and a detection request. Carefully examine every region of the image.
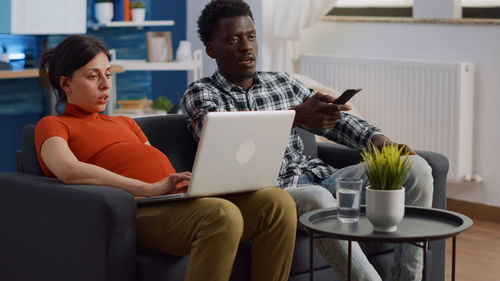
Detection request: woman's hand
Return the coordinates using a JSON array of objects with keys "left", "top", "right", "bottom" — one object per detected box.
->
[{"left": 147, "top": 172, "right": 192, "bottom": 196}]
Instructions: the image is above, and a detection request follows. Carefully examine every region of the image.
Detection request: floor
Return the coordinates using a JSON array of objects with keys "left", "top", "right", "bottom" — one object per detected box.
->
[{"left": 444, "top": 219, "right": 500, "bottom": 281}]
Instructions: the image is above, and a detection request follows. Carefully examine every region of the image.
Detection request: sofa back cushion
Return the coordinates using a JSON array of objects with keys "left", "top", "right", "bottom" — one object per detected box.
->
[
  {"left": 19, "top": 124, "right": 44, "bottom": 175},
  {"left": 19, "top": 115, "right": 317, "bottom": 176},
  {"left": 134, "top": 115, "right": 197, "bottom": 173},
  {"left": 135, "top": 115, "right": 319, "bottom": 172},
  {"left": 295, "top": 127, "right": 318, "bottom": 158}
]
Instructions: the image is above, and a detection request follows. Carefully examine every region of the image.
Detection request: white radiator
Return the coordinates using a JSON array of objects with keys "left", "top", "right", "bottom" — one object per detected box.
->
[{"left": 300, "top": 54, "right": 474, "bottom": 182}]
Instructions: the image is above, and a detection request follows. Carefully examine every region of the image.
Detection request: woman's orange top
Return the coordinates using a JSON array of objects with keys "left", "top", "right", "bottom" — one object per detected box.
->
[{"left": 35, "top": 103, "right": 176, "bottom": 183}]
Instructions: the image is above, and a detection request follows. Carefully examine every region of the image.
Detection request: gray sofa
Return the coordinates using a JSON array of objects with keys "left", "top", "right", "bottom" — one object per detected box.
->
[{"left": 0, "top": 114, "right": 449, "bottom": 281}]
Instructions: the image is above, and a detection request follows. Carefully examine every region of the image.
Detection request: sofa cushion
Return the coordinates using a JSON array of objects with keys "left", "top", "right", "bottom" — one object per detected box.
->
[
  {"left": 19, "top": 124, "right": 44, "bottom": 175},
  {"left": 135, "top": 115, "right": 197, "bottom": 173},
  {"left": 295, "top": 127, "right": 318, "bottom": 158}
]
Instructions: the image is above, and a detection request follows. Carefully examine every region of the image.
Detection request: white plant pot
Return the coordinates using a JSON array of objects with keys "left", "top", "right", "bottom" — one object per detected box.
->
[
  {"left": 366, "top": 186, "right": 405, "bottom": 232},
  {"left": 95, "top": 3, "right": 114, "bottom": 24},
  {"left": 131, "top": 8, "right": 146, "bottom": 22}
]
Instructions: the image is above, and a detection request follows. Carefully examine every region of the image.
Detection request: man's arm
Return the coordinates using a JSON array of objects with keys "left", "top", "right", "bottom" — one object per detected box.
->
[
  {"left": 292, "top": 92, "right": 351, "bottom": 129},
  {"left": 286, "top": 75, "right": 414, "bottom": 151},
  {"left": 371, "top": 134, "right": 416, "bottom": 155},
  {"left": 183, "top": 85, "right": 226, "bottom": 140},
  {"left": 289, "top": 85, "right": 381, "bottom": 150}
]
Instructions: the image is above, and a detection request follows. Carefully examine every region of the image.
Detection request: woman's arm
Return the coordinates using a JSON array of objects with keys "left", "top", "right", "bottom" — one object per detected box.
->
[{"left": 41, "top": 136, "right": 190, "bottom": 197}]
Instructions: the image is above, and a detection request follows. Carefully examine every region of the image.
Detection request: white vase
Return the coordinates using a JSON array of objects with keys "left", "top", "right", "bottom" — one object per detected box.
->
[
  {"left": 131, "top": 8, "right": 146, "bottom": 22},
  {"left": 176, "top": 40, "right": 192, "bottom": 62},
  {"left": 366, "top": 186, "right": 405, "bottom": 232},
  {"left": 95, "top": 3, "right": 114, "bottom": 24}
]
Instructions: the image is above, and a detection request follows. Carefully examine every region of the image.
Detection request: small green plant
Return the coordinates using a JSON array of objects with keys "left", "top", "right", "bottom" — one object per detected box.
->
[
  {"left": 151, "top": 96, "right": 174, "bottom": 113},
  {"left": 361, "top": 142, "right": 412, "bottom": 190},
  {"left": 130, "top": 1, "right": 146, "bottom": 9}
]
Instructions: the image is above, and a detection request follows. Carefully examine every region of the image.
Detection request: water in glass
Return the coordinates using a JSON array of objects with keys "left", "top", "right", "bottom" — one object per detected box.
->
[{"left": 336, "top": 178, "right": 363, "bottom": 223}]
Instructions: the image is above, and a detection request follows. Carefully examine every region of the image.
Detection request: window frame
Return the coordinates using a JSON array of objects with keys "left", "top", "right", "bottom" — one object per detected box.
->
[{"left": 328, "top": 1, "right": 500, "bottom": 19}]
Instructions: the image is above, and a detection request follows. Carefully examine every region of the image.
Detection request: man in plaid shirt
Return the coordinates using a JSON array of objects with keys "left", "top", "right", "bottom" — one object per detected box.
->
[{"left": 183, "top": 1, "right": 433, "bottom": 280}]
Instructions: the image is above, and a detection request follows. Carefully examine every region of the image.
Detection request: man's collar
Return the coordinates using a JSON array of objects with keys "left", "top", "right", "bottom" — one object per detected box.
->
[
  {"left": 212, "top": 71, "right": 235, "bottom": 92},
  {"left": 212, "top": 71, "right": 262, "bottom": 92}
]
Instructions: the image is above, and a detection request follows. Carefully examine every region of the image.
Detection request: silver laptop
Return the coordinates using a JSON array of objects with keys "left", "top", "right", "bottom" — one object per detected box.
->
[{"left": 136, "top": 110, "right": 295, "bottom": 204}]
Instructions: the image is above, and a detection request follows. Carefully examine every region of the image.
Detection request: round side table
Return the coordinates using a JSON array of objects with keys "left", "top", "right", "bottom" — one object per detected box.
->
[{"left": 299, "top": 206, "right": 473, "bottom": 281}]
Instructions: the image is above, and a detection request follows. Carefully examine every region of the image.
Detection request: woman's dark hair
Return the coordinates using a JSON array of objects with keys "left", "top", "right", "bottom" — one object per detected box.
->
[
  {"left": 39, "top": 35, "right": 110, "bottom": 112},
  {"left": 197, "top": 0, "right": 254, "bottom": 46}
]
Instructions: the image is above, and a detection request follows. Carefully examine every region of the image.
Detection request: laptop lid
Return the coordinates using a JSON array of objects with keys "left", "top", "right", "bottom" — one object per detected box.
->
[
  {"left": 186, "top": 110, "right": 295, "bottom": 197},
  {"left": 136, "top": 110, "right": 295, "bottom": 204}
]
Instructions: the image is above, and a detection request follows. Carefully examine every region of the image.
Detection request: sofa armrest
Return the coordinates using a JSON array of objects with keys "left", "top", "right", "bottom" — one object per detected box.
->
[
  {"left": 316, "top": 143, "right": 449, "bottom": 209},
  {"left": 0, "top": 172, "right": 137, "bottom": 281}
]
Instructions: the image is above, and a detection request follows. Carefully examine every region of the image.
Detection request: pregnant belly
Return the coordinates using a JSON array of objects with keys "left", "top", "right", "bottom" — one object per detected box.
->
[{"left": 89, "top": 142, "right": 176, "bottom": 183}]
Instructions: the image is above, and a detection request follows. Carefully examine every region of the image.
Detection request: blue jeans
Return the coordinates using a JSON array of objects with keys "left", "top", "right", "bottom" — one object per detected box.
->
[{"left": 287, "top": 155, "right": 433, "bottom": 281}]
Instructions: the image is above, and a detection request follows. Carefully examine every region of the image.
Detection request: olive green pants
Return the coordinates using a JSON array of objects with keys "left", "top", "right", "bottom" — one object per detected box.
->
[{"left": 136, "top": 187, "right": 297, "bottom": 281}]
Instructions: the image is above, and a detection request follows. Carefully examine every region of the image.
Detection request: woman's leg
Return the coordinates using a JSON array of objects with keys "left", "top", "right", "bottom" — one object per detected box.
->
[
  {"left": 222, "top": 187, "right": 297, "bottom": 281},
  {"left": 136, "top": 197, "right": 244, "bottom": 281}
]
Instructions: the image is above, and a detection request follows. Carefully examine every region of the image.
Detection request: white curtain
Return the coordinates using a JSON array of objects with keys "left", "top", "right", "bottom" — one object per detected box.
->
[{"left": 271, "top": 0, "right": 338, "bottom": 73}]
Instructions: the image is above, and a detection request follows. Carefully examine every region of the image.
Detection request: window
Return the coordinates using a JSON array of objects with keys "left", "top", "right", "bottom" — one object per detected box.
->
[
  {"left": 462, "top": 0, "right": 500, "bottom": 18},
  {"left": 328, "top": 0, "right": 412, "bottom": 17},
  {"left": 462, "top": 0, "right": 500, "bottom": 7},
  {"left": 327, "top": 0, "right": 500, "bottom": 19},
  {"left": 334, "top": 0, "right": 412, "bottom": 8}
]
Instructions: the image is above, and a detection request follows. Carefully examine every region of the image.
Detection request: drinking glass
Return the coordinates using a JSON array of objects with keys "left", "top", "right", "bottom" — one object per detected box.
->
[{"left": 336, "top": 178, "right": 363, "bottom": 223}]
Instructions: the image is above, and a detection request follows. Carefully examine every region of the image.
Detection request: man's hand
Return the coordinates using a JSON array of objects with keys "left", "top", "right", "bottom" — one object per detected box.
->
[
  {"left": 371, "top": 134, "right": 416, "bottom": 155},
  {"left": 292, "top": 92, "right": 351, "bottom": 130}
]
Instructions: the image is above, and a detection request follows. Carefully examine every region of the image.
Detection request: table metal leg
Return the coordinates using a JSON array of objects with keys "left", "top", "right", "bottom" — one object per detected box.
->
[
  {"left": 452, "top": 236, "right": 457, "bottom": 281},
  {"left": 348, "top": 240, "right": 352, "bottom": 281},
  {"left": 309, "top": 232, "right": 314, "bottom": 281},
  {"left": 422, "top": 241, "right": 427, "bottom": 281}
]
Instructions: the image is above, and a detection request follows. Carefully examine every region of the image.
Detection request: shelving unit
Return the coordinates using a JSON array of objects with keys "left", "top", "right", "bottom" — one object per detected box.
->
[
  {"left": 0, "top": 66, "right": 124, "bottom": 80},
  {"left": 107, "top": 49, "right": 203, "bottom": 116},
  {"left": 88, "top": 20, "right": 175, "bottom": 31},
  {"left": 86, "top": 18, "right": 200, "bottom": 117},
  {"left": 0, "top": 66, "right": 124, "bottom": 116},
  {"left": 111, "top": 59, "right": 200, "bottom": 72}
]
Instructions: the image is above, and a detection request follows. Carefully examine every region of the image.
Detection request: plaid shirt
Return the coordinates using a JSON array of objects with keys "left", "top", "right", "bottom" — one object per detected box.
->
[{"left": 183, "top": 71, "right": 381, "bottom": 188}]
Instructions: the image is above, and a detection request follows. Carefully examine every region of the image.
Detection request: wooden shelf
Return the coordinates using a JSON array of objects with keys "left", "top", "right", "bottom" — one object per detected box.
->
[
  {"left": 0, "top": 69, "right": 38, "bottom": 79},
  {"left": 113, "top": 109, "right": 168, "bottom": 119},
  {"left": 88, "top": 20, "right": 175, "bottom": 30},
  {"left": 0, "top": 65, "right": 125, "bottom": 80},
  {"left": 112, "top": 60, "right": 199, "bottom": 71},
  {"left": 111, "top": 49, "right": 202, "bottom": 74}
]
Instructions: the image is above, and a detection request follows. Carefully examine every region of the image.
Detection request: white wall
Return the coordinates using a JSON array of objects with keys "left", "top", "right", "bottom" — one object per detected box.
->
[
  {"left": 300, "top": 21, "right": 500, "bottom": 207},
  {"left": 186, "top": 0, "right": 263, "bottom": 77},
  {"left": 261, "top": 0, "right": 275, "bottom": 71}
]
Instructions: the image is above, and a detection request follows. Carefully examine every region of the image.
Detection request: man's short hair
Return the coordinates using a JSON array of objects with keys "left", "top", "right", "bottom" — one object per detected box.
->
[{"left": 197, "top": 0, "right": 254, "bottom": 46}]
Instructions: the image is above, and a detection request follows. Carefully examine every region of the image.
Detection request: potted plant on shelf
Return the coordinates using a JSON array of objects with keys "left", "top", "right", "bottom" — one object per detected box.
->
[
  {"left": 150, "top": 96, "right": 174, "bottom": 114},
  {"left": 130, "top": 1, "right": 146, "bottom": 22},
  {"left": 361, "top": 142, "right": 412, "bottom": 232},
  {"left": 95, "top": 0, "right": 114, "bottom": 24}
]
